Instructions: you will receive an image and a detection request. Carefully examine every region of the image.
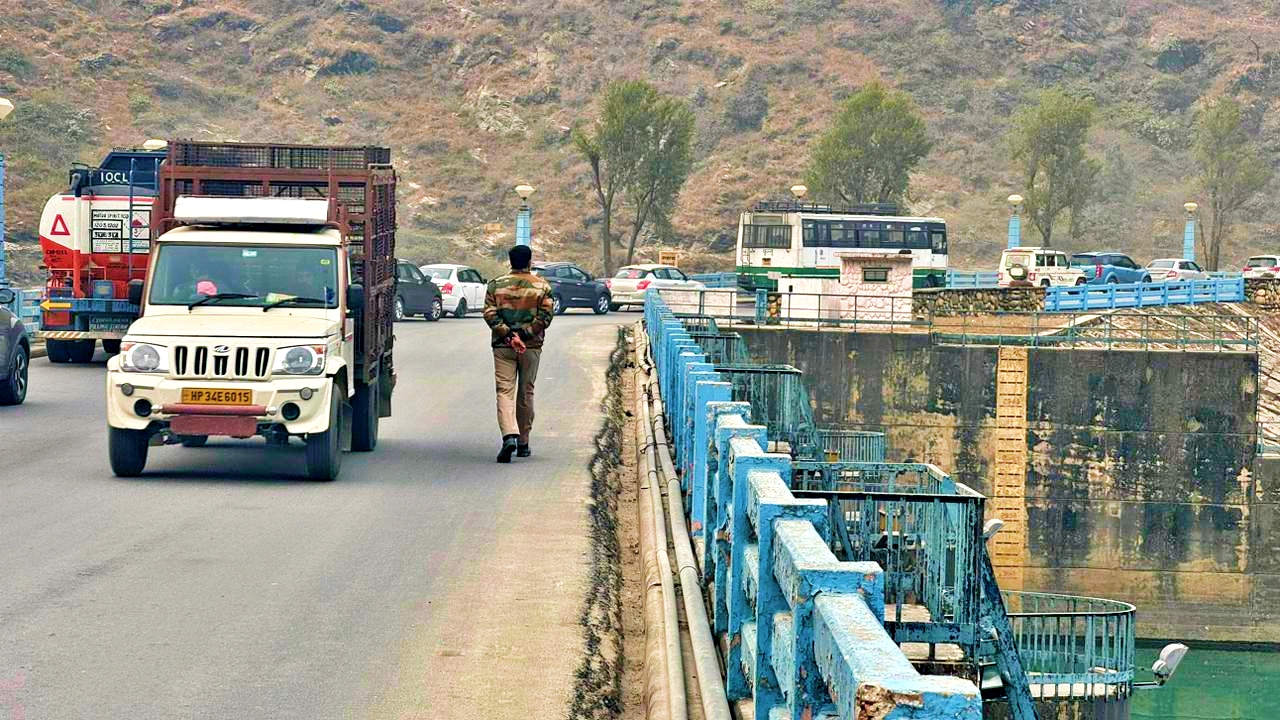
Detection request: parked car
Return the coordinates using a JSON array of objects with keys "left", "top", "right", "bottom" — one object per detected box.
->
[
  {"left": 0, "top": 288, "right": 30, "bottom": 405},
  {"left": 1243, "top": 255, "right": 1280, "bottom": 279},
  {"left": 1147, "top": 258, "right": 1210, "bottom": 282},
  {"left": 1069, "top": 252, "right": 1151, "bottom": 284},
  {"left": 420, "top": 263, "right": 487, "bottom": 318},
  {"left": 532, "top": 262, "right": 612, "bottom": 315},
  {"left": 997, "top": 247, "right": 1085, "bottom": 287},
  {"left": 606, "top": 264, "right": 705, "bottom": 310},
  {"left": 394, "top": 259, "right": 444, "bottom": 321}
]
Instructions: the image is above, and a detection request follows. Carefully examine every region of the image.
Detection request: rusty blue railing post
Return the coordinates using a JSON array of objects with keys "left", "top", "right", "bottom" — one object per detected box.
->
[
  {"left": 712, "top": 414, "right": 765, "bottom": 634},
  {"left": 690, "top": 379, "right": 731, "bottom": 540}
]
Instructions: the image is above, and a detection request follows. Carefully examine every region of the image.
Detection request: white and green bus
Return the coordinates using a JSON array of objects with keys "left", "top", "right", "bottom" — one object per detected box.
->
[{"left": 736, "top": 201, "right": 949, "bottom": 290}]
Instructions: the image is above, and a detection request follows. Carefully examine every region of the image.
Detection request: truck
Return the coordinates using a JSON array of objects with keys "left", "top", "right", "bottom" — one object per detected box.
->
[
  {"left": 105, "top": 140, "right": 397, "bottom": 481},
  {"left": 37, "top": 146, "right": 167, "bottom": 362}
]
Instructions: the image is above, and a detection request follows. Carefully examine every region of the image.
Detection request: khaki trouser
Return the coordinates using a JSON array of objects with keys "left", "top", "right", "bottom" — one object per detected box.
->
[{"left": 493, "top": 347, "right": 542, "bottom": 442}]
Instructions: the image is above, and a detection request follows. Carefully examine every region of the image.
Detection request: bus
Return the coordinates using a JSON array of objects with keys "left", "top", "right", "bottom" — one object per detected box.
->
[{"left": 735, "top": 201, "right": 948, "bottom": 290}]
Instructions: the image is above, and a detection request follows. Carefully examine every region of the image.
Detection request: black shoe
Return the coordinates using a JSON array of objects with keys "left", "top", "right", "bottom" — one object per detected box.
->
[
  {"left": 517, "top": 444, "right": 531, "bottom": 458},
  {"left": 497, "top": 435, "right": 519, "bottom": 464}
]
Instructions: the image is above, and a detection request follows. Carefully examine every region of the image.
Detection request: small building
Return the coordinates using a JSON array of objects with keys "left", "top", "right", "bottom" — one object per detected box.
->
[{"left": 834, "top": 251, "right": 914, "bottom": 324}]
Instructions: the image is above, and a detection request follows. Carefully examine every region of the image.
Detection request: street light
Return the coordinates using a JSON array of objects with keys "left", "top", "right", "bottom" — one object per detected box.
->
[
  {"left": 790, "top": 184, "right": 808, "bottom": 202},
  {"left": 514, "top": 184, "right": 535, "bottom": 247},
  {"left": 0, "top": 97, "right": 14, "bottom": 287},
  {"left": 1007, "top": 194, "right": 1024, "bottom": 250},
  {"left": 1183, "top": 201, "right": 1199, "bottom": 262}
]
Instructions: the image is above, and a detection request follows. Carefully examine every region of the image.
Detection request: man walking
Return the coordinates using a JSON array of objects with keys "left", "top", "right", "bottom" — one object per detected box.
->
[{"left": 483, "top": 245, "right": 555, "bottom": 463}]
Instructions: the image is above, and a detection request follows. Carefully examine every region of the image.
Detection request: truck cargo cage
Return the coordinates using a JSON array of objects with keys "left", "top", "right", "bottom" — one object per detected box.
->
[{"left": 156, "top": 140, "right": 396, "bottom": 387}]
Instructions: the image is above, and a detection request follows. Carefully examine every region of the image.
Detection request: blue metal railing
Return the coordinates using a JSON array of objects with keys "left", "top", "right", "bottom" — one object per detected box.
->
[
  {"left": 1045, "top": 277, "right": 1245, "bottom": 311},
  {"left": 999, "top": 591, "right": 1136, "bottom": 699},
  {"left": 3, "top": 287, "right": 43, "bottom": 337},
  {"left": 645, "top": 293, "right": 983, "bottom": 720},
  {"left": 689, "top": 272, "right": 740, "bottom": 289},
  {"left": 946, "top": 269, "right": 1000, "bottom": 288}
]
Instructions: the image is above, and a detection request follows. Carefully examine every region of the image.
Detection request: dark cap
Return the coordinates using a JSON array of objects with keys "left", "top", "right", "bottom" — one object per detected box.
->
[{"left": 509, "top": 245, "right": 533, "bottom": 269}]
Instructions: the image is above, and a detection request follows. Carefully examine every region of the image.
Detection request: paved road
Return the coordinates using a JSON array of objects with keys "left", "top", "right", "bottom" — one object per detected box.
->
[{"left": 0, "top": 311, "right": 627, "bottom": 718}]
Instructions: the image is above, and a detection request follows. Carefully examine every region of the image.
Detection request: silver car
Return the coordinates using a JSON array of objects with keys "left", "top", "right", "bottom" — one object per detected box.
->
[
  {"left": 0, "top": 288, "right": 30, "bottom": 405},
  {"left": 1148, "top": 258, "right": 1209, "bottom": 282}
]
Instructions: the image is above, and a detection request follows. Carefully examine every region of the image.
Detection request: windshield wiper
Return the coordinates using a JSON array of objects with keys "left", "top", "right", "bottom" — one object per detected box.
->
[
  {"left": 188, "top": 293, "right": 259, "bottom": 310},
  {"left": 262, "top": 296, "right": 329, "bottom": 312}
]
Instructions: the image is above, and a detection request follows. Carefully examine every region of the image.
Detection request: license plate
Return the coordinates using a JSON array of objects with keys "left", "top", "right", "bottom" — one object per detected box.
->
[
  {"left": 180, "top": 388, "right": 253, "bottom": 405},
  {"left": 88, "top": 317, "right": 133, "bottom": 333}
]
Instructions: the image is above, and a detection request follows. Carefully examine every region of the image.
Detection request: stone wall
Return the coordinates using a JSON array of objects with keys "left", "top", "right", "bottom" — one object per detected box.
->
[
  {"left": 736, "top": 326, "right": 1270, "bottom": 642},
  {"left": 912, "top": 287, "right": 1046, "bottom": 317},
  {"left": 1245, "top": 278, "right": 1280, "bottom": 309}
]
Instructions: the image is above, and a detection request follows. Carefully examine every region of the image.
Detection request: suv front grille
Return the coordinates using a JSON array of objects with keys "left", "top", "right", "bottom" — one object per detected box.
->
[{"left": 173, "top": 345, "right": 272, "bottom": 380}]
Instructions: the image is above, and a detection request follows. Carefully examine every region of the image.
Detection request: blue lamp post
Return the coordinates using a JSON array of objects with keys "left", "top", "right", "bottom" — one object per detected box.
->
[
  {"left": 1007, "top": 194, "right": 1024, "bottom": 249},
  {"left": 1183, "top": 201, "right": 1199, "bottom": 262},
  {"left": 0, "top": 97, "right": 14, "bottom": 288},
  {"left": 514, "top": 184, "right": 535, "bottom": 247}
]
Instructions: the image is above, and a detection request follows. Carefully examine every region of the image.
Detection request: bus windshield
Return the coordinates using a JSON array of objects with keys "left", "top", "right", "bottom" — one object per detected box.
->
[{"left": 149, "top": 244, "right": 339, "bottom": 308}]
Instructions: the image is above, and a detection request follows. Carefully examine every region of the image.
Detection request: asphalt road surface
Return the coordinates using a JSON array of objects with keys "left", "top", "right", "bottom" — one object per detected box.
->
[{"left": 0, "top": 310, "right": 628, "bottom": 719}]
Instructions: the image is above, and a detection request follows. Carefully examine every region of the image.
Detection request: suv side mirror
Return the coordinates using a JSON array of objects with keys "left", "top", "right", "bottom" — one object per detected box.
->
[
  {"left": 0, "top": 288, "right": 14, "bottom": 305},
  {"left": 346, "top": 283, "right": 365, "bottom": 311},
  {"left": 127, "top": 279, "right": 145, "bottom": 306}
]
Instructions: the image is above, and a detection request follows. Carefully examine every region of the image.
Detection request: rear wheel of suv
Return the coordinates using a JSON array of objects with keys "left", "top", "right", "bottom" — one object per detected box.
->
[
  {"left": 593, "top": 294, "right": 610, "bottom": 315},
  {"left": 453, "top": 299, "right": 468, "bottom": 319},
  {"left": 552, "top": 294, "right": 565, "bottom": 315},
  {"left": 0, "top": 343, "right": 28, "bottom": 406},
  {"left": 1107, "top": 275, "right": 1119, "bottom": 284}
]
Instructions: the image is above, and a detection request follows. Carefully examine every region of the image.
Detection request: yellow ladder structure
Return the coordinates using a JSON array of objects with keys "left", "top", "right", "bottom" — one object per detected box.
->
[{"left": 992, "top": 347, "right": 1029, "bottom": 590}]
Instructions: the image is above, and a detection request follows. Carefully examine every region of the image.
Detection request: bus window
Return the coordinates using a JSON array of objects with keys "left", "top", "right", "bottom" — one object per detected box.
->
[
  {"left": 931, "top": 231, "right": 947, "bottom": 253},
  {"left": 766, "top": 225, "right": 792, "bottom": 248},
  {"left": 859, "top": 228, "right": 884, "bottom": 246},
  {"left": 803, "top": 222, "right": 817, "bottom": 247},
  {"left": 906, "top": 229, "right": 928, "bottom": 249},
  {"left": 831, "top": 223, "right": 852, "bottom": 247},
  {"left": 886, "top": 230, "right": 905, "bottom": 248},
  {"left": 744, "top": 224, "right": 793, "bottom": 249}
]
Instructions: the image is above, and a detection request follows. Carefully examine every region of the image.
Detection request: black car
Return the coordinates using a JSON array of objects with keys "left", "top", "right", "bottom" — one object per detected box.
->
[
  {"left": 533, "top": 262, "right": 611, "bottom": 315},
  {"left": 0, "top": 288, "right": 30, "bottom": 405},
  {"left": 394, "top": 260, "right": 444, "bottom": 321}
]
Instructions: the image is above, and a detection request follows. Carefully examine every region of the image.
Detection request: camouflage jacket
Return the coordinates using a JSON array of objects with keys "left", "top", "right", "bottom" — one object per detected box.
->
[{"left": 483, "top": 270, "right": 555, "bottom": 348}]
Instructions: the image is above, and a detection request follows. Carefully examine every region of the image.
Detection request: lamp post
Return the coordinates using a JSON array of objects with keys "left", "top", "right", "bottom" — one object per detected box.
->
[
  {"left": 1007, "top": 194, "right": 1024, "bottom": 250},
  {"left": 1183, "top": 202, "right": 1199, "bottom": 262},
  {"left": 0, "top": 97, "right": 13, "bottom": 287},
  {"left": 514, "top": 184, "right": 535, "bottom": 247}
]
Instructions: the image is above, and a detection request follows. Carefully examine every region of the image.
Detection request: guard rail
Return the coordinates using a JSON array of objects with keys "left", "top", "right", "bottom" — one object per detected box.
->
[{"left": 1044, "top": 277, "right": 1245, "bottom": 311}]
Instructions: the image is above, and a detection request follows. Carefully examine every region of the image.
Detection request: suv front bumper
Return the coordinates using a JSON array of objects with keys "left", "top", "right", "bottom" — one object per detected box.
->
[{"left": 105, "top": 372, "right": 335, "bottom": 436}]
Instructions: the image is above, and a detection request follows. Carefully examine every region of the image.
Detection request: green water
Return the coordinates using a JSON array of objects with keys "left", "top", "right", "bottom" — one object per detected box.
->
[{"left": 1130, "top": 644, "right": 1280, "bottom": 720}]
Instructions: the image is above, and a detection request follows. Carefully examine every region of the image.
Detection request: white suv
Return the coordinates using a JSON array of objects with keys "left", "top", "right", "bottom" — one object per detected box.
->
[{"left": 998, "top": 247, "right": 1085, "bottom": 287}]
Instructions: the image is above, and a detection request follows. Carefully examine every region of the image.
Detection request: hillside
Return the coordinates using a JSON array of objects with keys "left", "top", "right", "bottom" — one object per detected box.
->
[{"left": 3, "top": 0, "right": 1280, "bottom": 284}]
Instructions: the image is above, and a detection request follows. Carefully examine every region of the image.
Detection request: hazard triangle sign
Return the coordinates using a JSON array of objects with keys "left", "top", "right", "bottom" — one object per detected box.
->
[{"left": 50, "top": 214, "right": 70, "bottom": 236}]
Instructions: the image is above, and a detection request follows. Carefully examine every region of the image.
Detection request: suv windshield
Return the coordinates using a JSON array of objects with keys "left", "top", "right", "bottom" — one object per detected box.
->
[
  {"left": 1070, "top": 254, "right": 1099, "bottom": 267},
  {"left": 1247, "top": 257, "right": 1277, "bottom": 268},
  {"left": 149, "top": 244, "right": 339, "bottom": 308}
]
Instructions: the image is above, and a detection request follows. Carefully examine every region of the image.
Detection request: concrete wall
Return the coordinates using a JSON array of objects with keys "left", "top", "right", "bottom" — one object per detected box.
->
[{"left": 737, "top": 327, "right": 1271, "bottom": 642}]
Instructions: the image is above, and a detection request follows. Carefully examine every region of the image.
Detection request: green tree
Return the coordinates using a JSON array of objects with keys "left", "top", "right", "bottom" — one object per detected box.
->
[
  {"left": 1010, "top": 89, "right": 1100, "bottom": 246},
  {"left": 805, "top": 83, "right": 932, "bottom": 206},
  {"left": 622, "top": 99, "right": 694, "bottom": 266},
  {"left": 1194, "top": 97, "right": 1272, "bottom": 270},
  {"left": 573, "top": 80, "right": 695, "bottom": 274}
]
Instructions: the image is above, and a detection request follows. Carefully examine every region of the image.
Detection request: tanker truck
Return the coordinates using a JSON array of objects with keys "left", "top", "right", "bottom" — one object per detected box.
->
[{"left": 37, "top": 146, "right": 166, "bottom": 362}]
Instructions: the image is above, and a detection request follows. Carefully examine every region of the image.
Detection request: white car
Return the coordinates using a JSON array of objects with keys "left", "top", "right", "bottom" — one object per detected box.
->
[
  {"left": 997, "top": 247, "right": 1085, "bottom": 287},
  {"left": 420, "top": 263, "right": 488, "bottom": 318},
  {"left": 1148, "top": 258, "right": 1209, "bottom": 281},
  {"left": 1244, "top": 255, "right": 1280, "bottom": 279},
  {"left": 605, "top": 264, "right": 705, "bottom": 310}
]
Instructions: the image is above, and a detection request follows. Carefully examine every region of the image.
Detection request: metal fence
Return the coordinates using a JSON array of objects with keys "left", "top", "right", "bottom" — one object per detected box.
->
[
  {"left": 689, "top": 272, "right": 740, "bottom": 289},
  {"left": 946, "top": 269, "right": 1000, "bottom": 288},
  {"left": 998, "top": 591, "right": 1137, "bottom": 699},
  {"left": 688, "top": 330, "right": 750, "bottom": 365},
  {"left": 2, "top": 287, "right": 42, "bottom": 337},
  {"left": 1045, "top": 277, "right": 1245, "bottom": 311},
  {"left": 933, "top": 310, "right": 1259, "bottom": 351}
]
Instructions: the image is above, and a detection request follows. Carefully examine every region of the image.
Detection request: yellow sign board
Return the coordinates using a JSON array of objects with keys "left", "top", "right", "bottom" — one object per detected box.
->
[
  {"left": 483, "top": 222, "right": 504, "bottom": 234},
  {"left": 659, "top": 250, "right": 680, "bottom": 267}
]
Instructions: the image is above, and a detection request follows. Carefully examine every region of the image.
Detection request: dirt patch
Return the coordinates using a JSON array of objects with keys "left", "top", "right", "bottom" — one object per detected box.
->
[{"left": 568, "top": 326, "right": 644, "bottom": 720}]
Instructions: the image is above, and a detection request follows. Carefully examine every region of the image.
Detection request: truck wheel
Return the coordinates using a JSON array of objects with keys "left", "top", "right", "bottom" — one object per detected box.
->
[
  {"left": 109, "top": 427, "right": 150, "bottom": 477},
  {"left": 103, "top": 339, "right": 122, "bottom": 355},
  {"left": 305, "top": 389, "right": 343, "bottom": 481},
  {"left": 47, "top": 339, "right": 72, "bottom": 364},
  {"left": 180, "top": 435, "right": 208, "bottom": 448},
  {"left": 0, "top": 344, "right": 28, "bottom": 406},
  {"left": 352, "top": 379, "right": 379, "bottom": 452},
  {"left": 68, "top": 340, "right": 96, "bottom": 363}
]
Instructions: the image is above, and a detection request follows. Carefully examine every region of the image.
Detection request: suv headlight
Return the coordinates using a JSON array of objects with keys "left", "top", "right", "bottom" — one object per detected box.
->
[
  {"left": 273, "top": 345, "right": 326, "bottom": 376},
  {"left": 120, "top": 342, "right": 168, "bottom": 373}
]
